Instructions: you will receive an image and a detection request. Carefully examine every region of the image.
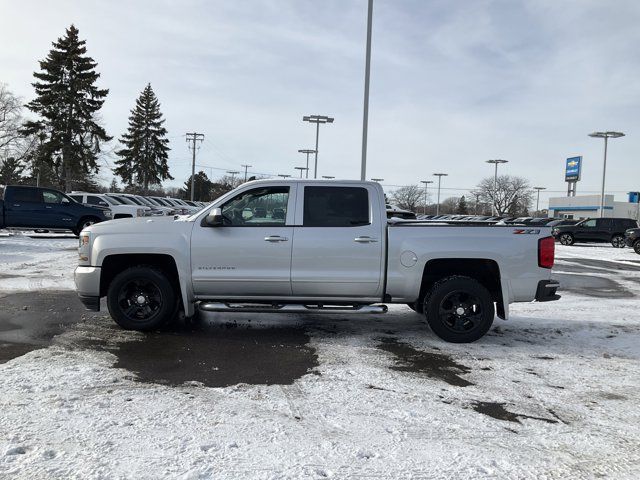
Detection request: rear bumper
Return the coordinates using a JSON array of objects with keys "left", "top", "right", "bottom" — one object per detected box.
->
[
  {"left": 535, "top": 280, "right": 561, "bottom": 302},
  {"left": 74, "top": 266, "right": 101, "bottom": 311}
]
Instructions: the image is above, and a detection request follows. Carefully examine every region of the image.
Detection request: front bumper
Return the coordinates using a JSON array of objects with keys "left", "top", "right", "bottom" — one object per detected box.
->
[
  {"left": 74, "top": 266, "right": 102, "bottom": 311},
  {"left": 535, "top": 280, "right": 561, "bottom": 302}
]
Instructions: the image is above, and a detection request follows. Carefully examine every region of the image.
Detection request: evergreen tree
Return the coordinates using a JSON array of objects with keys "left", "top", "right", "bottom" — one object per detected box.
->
[
  {"left": 114, "top": 84, "right": 172, "bottom": 192},
  {"left": 0, "top": 157, "right": 25, "bottom": 185},
  {"left": 22, "top": 25, "right": 111, "bottom": 192},
  {"left": 183, "top": 171, "right": 214, "bottom": 201},
  {"left": 109, "top": 178, "right": 119, "bottom": 193},
  {"left": 456, "top": 195, "right": 468, "bottom": 214}
]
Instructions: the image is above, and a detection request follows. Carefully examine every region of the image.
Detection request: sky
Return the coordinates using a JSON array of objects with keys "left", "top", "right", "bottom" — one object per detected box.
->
[{"left": 2, "top": 0, "right": 640, "bottom": 207}]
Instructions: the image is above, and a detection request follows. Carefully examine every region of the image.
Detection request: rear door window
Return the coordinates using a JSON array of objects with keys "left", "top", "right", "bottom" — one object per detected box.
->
[
  {"left": 11, "top": 187, "right": 41, "bottom": 203},
  {"left": 303, "top": 187, "right": 370, "bottom": 227}
]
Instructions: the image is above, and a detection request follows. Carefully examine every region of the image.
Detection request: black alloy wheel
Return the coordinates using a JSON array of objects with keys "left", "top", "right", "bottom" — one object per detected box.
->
[
  {"left": 107, "top": 266, "right": 177, "bottom": 330},
  {"left": 423, "top": 275, "right": 495, "bottom": 343}
]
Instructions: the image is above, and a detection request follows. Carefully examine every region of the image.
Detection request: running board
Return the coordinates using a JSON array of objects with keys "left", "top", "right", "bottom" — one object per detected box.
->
[{"left": 199, "top": 302, "right": 388, "bottom": 314}]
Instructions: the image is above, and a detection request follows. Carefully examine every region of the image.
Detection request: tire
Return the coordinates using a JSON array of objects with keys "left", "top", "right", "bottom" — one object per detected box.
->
[
  {"left": 634, "top": 240, "right": 640, "bottom": 255},
  {"left": 559, "top": 233, "right": 574, "bottom": 246},
  {"left": 72, "top": 216, "right": 100, "bottom": 236},
  {"left": 611, "top": 234, "right": 626, "bottom": 248},
  {"left": 107, "top": 266, "right": 177, "bottom": 331},
  {"left": 423, "top": 275, "right": 495, "bottom": 343},
  {"left": 406, "top": 302, "right": 424, "bottom": 314}
]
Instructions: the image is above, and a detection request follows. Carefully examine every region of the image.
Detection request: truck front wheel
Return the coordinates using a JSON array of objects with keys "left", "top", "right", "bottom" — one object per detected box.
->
[
  {"left": 107, "top": 266, "right": 177, "bottom": 331},
  {"left": 423, "top": 276, "right": 495, "bottom": 343},
  {"left": 634, "top": 240, "right": 640, "bottom": 255}
]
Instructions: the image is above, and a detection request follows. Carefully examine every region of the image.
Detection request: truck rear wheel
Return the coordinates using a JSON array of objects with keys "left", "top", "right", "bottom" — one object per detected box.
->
[
  {"left": 423, "top": 275, "right": 494, "bottom": 343},
  {"left": 107, "top": 266, "right": 177, "bottom": 331}
]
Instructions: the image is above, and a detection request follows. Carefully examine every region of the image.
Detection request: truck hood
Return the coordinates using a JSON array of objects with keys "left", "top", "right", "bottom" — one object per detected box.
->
[{"left": 84, "top": 216, "right": 193, "bottom": 236}]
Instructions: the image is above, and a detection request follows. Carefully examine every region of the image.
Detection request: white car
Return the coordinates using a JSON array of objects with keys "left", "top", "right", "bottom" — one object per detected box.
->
[{"left": 69, "top": 192, "right": 146, "bottom": 219}]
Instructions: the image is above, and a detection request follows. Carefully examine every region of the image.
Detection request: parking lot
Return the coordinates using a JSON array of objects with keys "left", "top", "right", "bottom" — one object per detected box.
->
[{"left": 1, "top": 233, "right": 639, "bottom": 479}]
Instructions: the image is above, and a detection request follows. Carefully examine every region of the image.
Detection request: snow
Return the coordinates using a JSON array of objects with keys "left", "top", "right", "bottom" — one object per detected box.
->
[{"left": 1, "top": 237, "right": 640, "bottom": 479}]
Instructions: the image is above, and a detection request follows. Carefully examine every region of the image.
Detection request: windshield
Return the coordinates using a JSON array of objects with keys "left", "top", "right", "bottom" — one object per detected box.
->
[{"left": 112, "top": 195, "right": 135, "bottom": 205}]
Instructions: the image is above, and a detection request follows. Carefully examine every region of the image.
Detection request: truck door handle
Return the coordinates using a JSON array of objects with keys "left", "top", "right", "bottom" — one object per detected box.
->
[
  {"left": 354, "top": 236, "right": 378, "bottom": 243},
  {"left": 264, "top": 235, "right": 289, "bottom": 242},
  {"left": 12, "top": 204, "right": 21, "bottom": 207}
]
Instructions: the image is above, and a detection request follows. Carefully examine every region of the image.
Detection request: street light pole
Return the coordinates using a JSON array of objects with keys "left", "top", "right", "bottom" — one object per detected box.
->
[
  {"left": 485, "top": 159, "right": 508, "bottom": 215},
  {"left": 420, "top": 180, "right": 433, "bottom": 215},
  {"left": 294, "top": 167, "right": 307, "bottom": 178},
  {"left": 589, "top": 131, "right": 625, "bottom": 218},
  {"left": 241, "top": 164, "right": 252, "bottom": 182},
  {"left": 533, "top": 187, "right": 546, "bottom": 214},
  {"left": 360, "top": 0, "right": 374, "bottom": 181},
  {"left": 303, "top": 115, "right": 334, "bottom": 179},
  {"left": 297, "top": 149, "right": 316, "bottom": 179},
  {"left": 277, "top": 174, "right": 291, "bottom": 179},
  {"left": 322, "top": 176, "right": 335, "bottom": 179},
  {"left": 433, "top": 173, "right": 448, "bottom": 215}
]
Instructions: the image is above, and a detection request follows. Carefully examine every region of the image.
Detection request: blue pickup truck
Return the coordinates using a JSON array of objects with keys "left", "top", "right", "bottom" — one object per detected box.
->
[{"left": 0, "top": 185, "right": 111, "bottom": 236}]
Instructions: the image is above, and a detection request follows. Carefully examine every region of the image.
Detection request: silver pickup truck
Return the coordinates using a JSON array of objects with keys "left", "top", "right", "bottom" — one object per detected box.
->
[{"left": 74, "top": 180, "right": 559, "bottom": 343}]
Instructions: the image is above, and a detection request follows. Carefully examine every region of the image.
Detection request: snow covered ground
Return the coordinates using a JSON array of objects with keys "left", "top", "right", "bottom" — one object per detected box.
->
[{"left": 1, "top": 234, "right": 639, "bottom": 479}]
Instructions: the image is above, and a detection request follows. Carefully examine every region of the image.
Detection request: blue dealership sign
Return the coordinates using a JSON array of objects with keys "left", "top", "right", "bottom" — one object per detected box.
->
[{"left": 565, "top": 156, "right": 582, "bottom": 182}]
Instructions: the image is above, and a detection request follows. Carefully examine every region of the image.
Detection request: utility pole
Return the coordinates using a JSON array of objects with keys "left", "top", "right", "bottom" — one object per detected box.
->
[
  {"left": 241, "top": 164, "right": 252, "bottom": 182},
  {"left": 420, "top": 180, "right": 433, "bottom": 215},
  {"left": 297, "top": 149, "right": 316, "bottom": 179},
  {"left": 533, "top": 187, "right": 546, "bottom": 214},
  {"left": 227, "top": 170, "right": 240, "bottom": 186},
  {"left": 360, "top": 0, "right": 374, "bottom": 181},
  {"left": 433, "top": 173, "right": 448, "bottom": 216},
  {"left": 185, "top": 132, "right": 204, "bottom": 201},
  {"left": 303, "top": 115, "right": 334, "bottom": 178}
]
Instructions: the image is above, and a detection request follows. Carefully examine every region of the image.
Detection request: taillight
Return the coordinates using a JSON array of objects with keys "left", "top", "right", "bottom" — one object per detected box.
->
[{"left": 538, "top": 236, "right": 555, "bottom": 269}]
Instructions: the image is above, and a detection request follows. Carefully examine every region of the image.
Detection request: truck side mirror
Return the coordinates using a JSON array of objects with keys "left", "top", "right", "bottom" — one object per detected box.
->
[{"left": 204, "top": 207, "right": 224, "bottom": 227}]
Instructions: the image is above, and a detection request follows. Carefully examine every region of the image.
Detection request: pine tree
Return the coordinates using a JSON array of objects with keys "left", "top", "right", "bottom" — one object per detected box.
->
[
  {"left": 114, "top": 84, "right": 172, "bottom": 192},
  {"left": 109, "top": 178, "right": 119, "bottom": 193},
  {"left": 22, "top": 25, "right": 111, "bottom": 192},
  {"left": 0, "top": 157, "right": 25, "bottom": 185},
  {"left": 183, "top": 171, "right": 214, "bottom": 201},
  {"left": 456, "top": 195, "right": 468, "bottom": 214}
]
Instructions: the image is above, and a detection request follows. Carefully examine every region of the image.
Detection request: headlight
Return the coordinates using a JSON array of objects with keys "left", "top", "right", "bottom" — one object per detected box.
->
[
  {"left": 104, "top": 210, "right": 112, "bottom": 218},
  {"left": 79, "top": 234, "right": 91, "bottom": 264},
  {"left": 137, "top": 208, "right": 144, "bottom": 217}
]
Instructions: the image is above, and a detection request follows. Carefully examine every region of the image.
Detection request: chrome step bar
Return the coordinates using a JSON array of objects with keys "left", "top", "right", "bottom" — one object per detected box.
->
[{"left": 199, "top": 302, "right": 388, "bottom": 314}]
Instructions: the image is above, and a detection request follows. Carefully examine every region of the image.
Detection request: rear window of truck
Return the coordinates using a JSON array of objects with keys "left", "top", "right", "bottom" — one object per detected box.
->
[{"left": 303, "top": 186, "right": 369, "bottom": 227}]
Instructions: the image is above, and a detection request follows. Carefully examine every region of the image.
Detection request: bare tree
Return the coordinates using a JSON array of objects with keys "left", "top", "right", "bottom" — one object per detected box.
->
[
  {"left": 390, "top": 185, "right": 425, "bottom": 212},
  {"left": 439, "top": 196, "right": 460, "bottom": 214},
  {"left": 475, "top": 175, "right": 533, "bottom": 216},
  {"left": 0, "top": 84, "right": 23, "bottom": 154}
]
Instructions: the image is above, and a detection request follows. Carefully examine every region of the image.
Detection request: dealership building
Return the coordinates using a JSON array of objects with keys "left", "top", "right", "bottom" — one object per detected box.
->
[{"left": 548, "top": 193, "right": 640, "bottom": 220}]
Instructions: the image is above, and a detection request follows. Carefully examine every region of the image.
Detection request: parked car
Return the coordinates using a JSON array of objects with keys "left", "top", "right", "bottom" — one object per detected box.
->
[
  {"left": 624, "top": 228, "right": 640, "bottom": 254},
  {"left": 552, "top": 217, "right": 639, "bottom": 247},
  {"left": 75, "top": 179, "right": 559, "bottom": 343},
  {"left": 0, "top": 185, "right": 111, "bottom": 235},
  {"left": 105, "top": 194, "right": 157, "bottom": 216},
  {"left": 385, "top": 204, "right": 417, "bottom": 220},
  {"left": 69, "top": 192, "right": 146, "bottom": 218}
]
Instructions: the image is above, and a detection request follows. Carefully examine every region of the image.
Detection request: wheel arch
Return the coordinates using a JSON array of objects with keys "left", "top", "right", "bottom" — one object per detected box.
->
[
  {"left": 418, "top": 258, "right": 508, "bottom": 319},
  {"left": 100, "top": 253, "right": 190, "bottom": 315}
]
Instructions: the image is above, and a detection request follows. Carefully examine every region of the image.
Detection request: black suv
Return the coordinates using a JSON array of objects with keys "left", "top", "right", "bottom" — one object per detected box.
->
[
  {"left": 625, "top": 228, "right": 640, "bottom": 254},
  {"left": 552, "top": 217, "right": 639, "bottom": 248}
]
